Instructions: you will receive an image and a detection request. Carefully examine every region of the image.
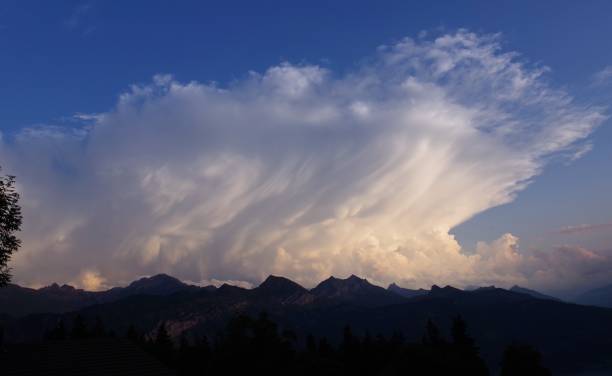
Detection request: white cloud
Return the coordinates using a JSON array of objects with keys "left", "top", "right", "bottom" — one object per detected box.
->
[
  {"left": 1, "top": 31, "right": 606, "bottom": 291},
  {"left": 592, "top": 65, "right": 612, "bottom": 86}
]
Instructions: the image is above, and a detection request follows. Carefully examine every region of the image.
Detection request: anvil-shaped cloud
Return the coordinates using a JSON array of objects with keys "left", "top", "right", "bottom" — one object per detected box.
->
[{"left": 1, "top": 31, "right": 607, "bottom": 291}]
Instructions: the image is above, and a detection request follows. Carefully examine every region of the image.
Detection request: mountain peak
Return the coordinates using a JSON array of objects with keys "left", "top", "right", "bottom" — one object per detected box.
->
[
  {"left": 258, "top": 275, "right": 306, "bottom": 294},
  {"left": 255, "top": 275, "right": 311, "bottom": 304},
  {"left": 428, "top": 285, "right": 462, "bottom": 297},
  {"left": 311, "top": 275, "right": 404, "bottom": 306},
  {"left": 313, "top": 275, "right": 371, "bottom": 292},
  {"left": 123, "top": 273, "right": 192, "bottom": 295},
  {"left": 143, "top": 273, "right": 177, "bottom": 282},
  {"left": 387, "top": 283, "right": 428, "bottom": 298},
  {"left": 39, "top": 283, "right": 78, "bottom": 293}
]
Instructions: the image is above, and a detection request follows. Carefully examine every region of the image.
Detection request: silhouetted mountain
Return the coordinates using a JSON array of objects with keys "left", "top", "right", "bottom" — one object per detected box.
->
[
  {"left": 0, "top": 274, "right": 201, "bottom": 317},
  {"left": 427, "top": 284, "right": 463, "bottom": 298},
  {"left": 216, "top": 283, "right": 248, "bottom": 296},
  {"left": 3, "top": 274, "right": 612, "bottom": 374},
  {"left": 387, "top": 283, "right": 428, "bottom": 298},
  {"left": 257, "top": 275, "right": 306, "bottom": 295},
  {"left": 574, "top": 283, "right": 612, "bottom": 308},
  {"left": 509, "top": 285, "right": 561, "bottom": 302},
  {"left": 0, "top": 284, "right": 99, "bottom": 317},
  {"left": 468, "top": 285, "right": 496, "bottom": 291},
  {"left": 105, "top": 274, "right": 199, "bottom": 300},
  {"left": 311, "top": 275, "right": 405, "bottom": 306},
  {"left": 254, "top": 275, "right": 313, "bottom": 305}
]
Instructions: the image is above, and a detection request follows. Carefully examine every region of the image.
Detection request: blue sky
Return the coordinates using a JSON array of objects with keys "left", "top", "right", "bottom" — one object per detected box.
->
[
  {"left": 1, "top": 1, "right": 611, "bottom": 294},
  {"left": 2, "top": 1, "right": 612, "bottom": 128}
]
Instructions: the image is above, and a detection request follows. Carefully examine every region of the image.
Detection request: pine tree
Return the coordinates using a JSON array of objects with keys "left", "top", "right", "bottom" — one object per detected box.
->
[
  {"left": 306, "top": 334, "right": 317, "bottom": 354},
  {"left": 501, "top": 343, "right": 551, "bottom": 376},
  {"left": 154, "top": 321, "right": 174, "bottom": 365},
  {"left": 423, "top": 319, "right": 445, "bottom": 347},
  {"left": 126, "top": 323, "right": 141, "bottom": 343},
  {"left": 451, "top": 315, "right": 477, "bottom": 353},
  {"left": 450, "top": 315, "right": 489, "bottom": 376},
  {"left": 46, "top": 319, "right": 67, "bottom": 340},
  {"left": 70, "top": 315, "right": 89, "bottom": 339},
  {"left": 91, "top": 316, "right": 106, "bottom": 338}
]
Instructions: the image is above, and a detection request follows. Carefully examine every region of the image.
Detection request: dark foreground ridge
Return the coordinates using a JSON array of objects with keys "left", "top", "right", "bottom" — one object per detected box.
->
[
  {"left": 1, "top": 338, "right": 173, "bottom": 376},
  {"left": 1, "top": 274, "right": 612, "bottom": 374}
]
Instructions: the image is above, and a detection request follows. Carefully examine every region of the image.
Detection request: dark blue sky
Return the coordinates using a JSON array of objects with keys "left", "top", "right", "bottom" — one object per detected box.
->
[
  {"left": 2, "top": 0, "right": 611, "bottom": 128},
  {"left": 1, "top": 1, "right": 611, "bottom": 291}
]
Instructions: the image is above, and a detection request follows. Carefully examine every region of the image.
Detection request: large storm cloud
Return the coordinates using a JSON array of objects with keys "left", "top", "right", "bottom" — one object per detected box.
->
[{"left": 1, "top": 31, "right": 607, "bottom": 291}]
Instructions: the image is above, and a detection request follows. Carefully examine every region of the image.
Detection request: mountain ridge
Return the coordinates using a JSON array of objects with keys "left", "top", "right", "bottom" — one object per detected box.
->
[
  {"left": 0, "top": 274, "right": 583, "bottom": 317},
  {"left": 2, "top": 274, "right": 612, "bottom": 374},
  {"left": 574, "top": 283, "right": 612, "bottom": 308}
]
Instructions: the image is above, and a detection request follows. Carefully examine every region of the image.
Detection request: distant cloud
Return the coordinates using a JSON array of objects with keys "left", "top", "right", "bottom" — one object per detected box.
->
[
  {"left": 65, "top": 2, "right": 95, "bottom": 35},
  {"left": 75, "top": 269, "right": 107, "bottom": 291},
  {"left": 555, "top": 223, "right": 612, "bottom": 235},
  {"left": 591, "top": 66, "right": 612, "bottom": 87},
  {"left": 474, "top": 236, "right": 612, "bottom": 294},
  {"left": 1, "top": 30, "right": 605, "bottom": 291},
  {"left": 72, "top": 112, "right": 104, "bottom": 122}
]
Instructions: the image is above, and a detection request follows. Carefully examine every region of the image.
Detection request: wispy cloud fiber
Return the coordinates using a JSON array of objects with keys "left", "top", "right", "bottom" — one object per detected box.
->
[
  {"left": 556, "top": 223, "right": 612, "bottom": 235},
  {"left": 1, "top": 31, "right": 606, "bottom": 291}
]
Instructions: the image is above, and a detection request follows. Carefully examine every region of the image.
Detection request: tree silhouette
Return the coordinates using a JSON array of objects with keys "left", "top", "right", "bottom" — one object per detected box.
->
[
  {"left": 57, "top": 313, "right": 556, "bottom": 376},
  {"left": 155, "top": 321, "right": 172, "bottom": 348},
  {"left": 341, "top": 325, "right": 358, "bottom": 355},
  {"left": 318, "top": 337, "right": 333, "bottom": 358},
  {"left": 451, "top": 315, "right": 476, "bottom": 351},
  {"left": 91, "top": 316, "right": 107, "bottom": 338},
  {"left": 450, "top": 315, "right": 489, "bottom": 375},
  {"left": 46, "top": 319, "right": 67, "bottom": 340},
  {"left": 126, "top": 323, "right": 142, "bottom": 343},
  {"left": 70, "top": 315, "right": 89, "bottom": 339},
  {"left": 0, "top": 170, "right": 22, "bottom": 287},
  {"left": 306, "top": 334, "right": 317, "bottom": 354},
  {"left": 501, "top": 343, "right": 551, "bottom": 376},
  {"left": 153, "top": 321, "right": 174, "bottom": 365},
  {"left": 423, "top": 318, "right": 445, "bottom": 347}
]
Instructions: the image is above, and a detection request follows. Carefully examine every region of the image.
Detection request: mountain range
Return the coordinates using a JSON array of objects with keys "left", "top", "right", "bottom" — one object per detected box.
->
[
  {"left": 575, "top": 283, "right": 612, "bottom": 308},
  {"left": 2, "top": 274, "right": 612, "bottom": 374}
]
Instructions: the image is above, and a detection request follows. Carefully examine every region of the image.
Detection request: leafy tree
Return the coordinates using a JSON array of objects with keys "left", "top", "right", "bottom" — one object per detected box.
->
[{"left": 0, "top": 171, "right": 22, "bottom": 287}]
